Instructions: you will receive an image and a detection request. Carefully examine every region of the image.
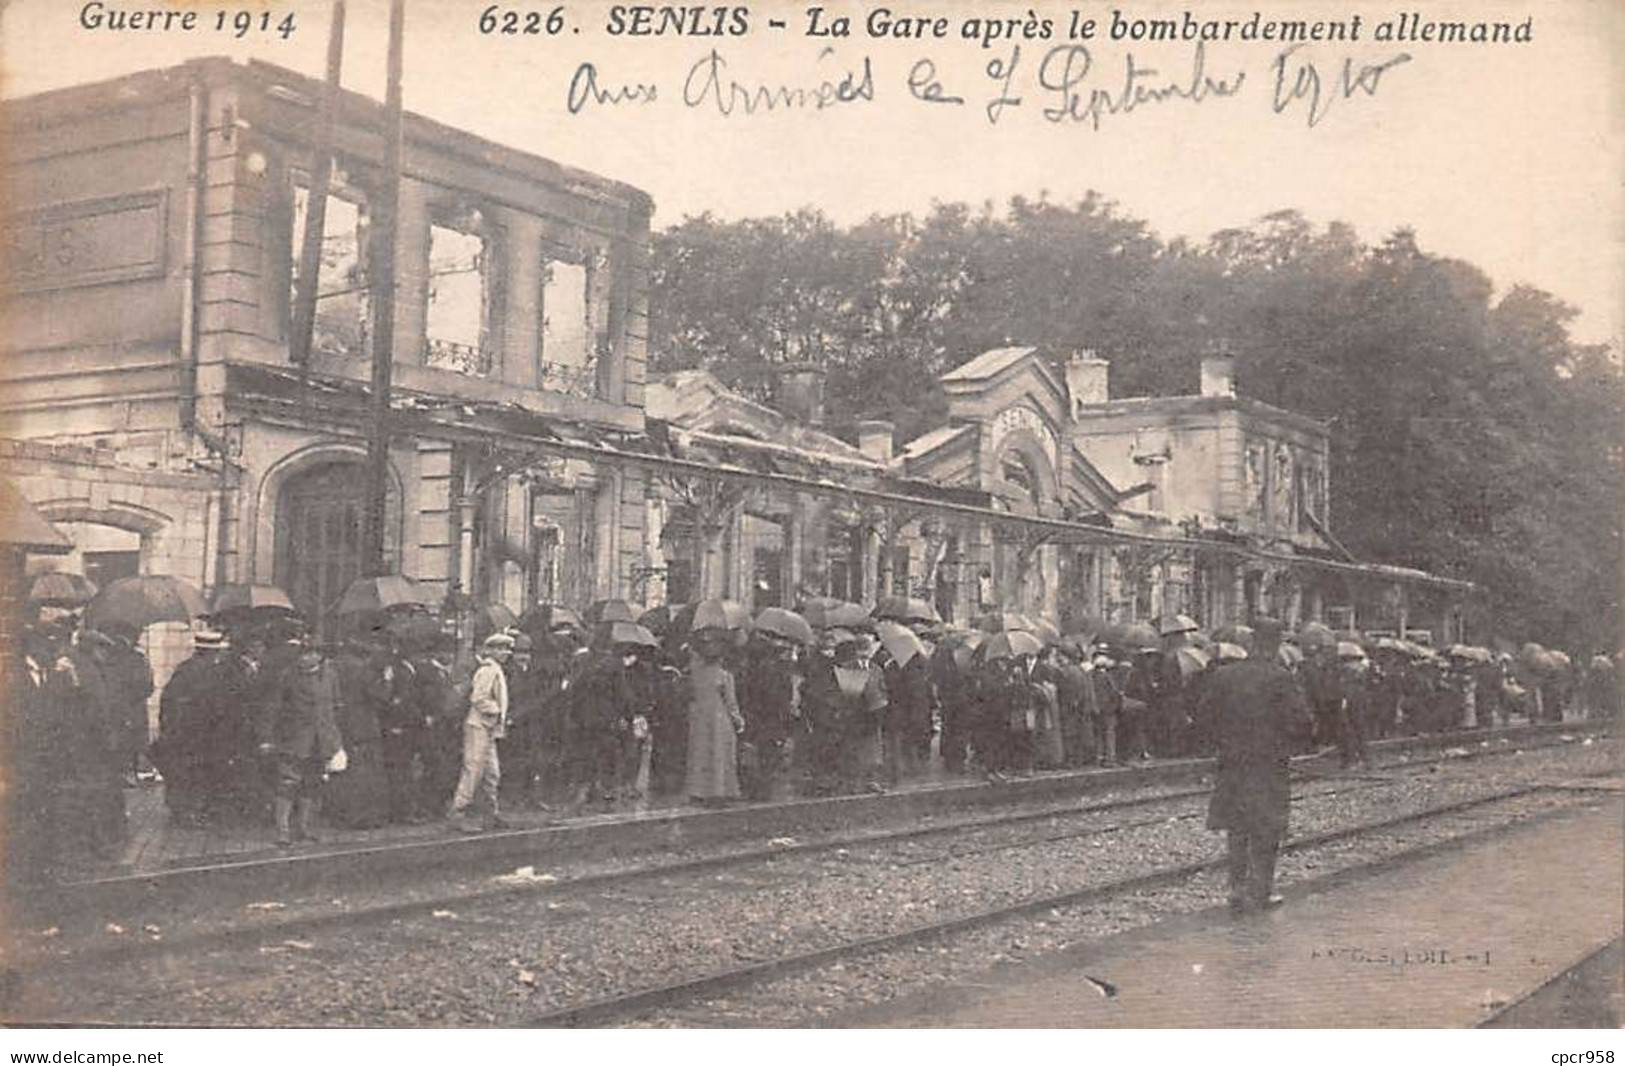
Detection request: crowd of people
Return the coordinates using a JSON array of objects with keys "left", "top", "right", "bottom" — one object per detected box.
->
[
  {"left": 5, "top": 595, "right": 1620, "bottom": 880},
  {"left": 7, "top": 611, "right": 154, "bottom": 880}
]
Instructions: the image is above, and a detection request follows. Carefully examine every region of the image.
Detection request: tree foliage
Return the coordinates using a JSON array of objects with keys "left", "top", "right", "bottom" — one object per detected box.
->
[{"left": 648, "top": 199, "right": 1623, "bottom": 651}]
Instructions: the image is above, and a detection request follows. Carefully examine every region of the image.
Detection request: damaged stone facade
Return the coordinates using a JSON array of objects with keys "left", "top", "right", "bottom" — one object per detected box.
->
[{"left": 1, "top": 57, "right": 653, "bottom": 687}]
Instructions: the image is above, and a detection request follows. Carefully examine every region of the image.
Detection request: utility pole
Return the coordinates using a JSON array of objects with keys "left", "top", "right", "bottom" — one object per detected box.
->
[
  {"left": 363, "top": 0, "right": 404, "bottom": 575},
  {"left": 288, "top": 0, "right": 345, "bottom": 368}
]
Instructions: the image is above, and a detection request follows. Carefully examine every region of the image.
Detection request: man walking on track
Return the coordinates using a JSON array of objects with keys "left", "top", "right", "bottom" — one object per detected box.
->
[{"left": 1199, "top": 616, "right": 1311, "bottom": 913}]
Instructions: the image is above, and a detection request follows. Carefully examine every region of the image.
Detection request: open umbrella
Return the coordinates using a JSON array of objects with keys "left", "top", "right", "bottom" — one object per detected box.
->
[
  {"left": 1156, "top": 613, "right": 1199, "bottom": 637},
  {"left": 522, "top": 603, "right": 584, "bottom": 632},
  {"left": 871, "top": 595, "right": 940, "bottom": 625},
  {"left": 802, "top": 599, "right": 869, "bottom": 630},
  {"left": 1518, "top": 642, "right": 1547, "bottom": 670},
  {"left": 972, "top": 611, "right": 1036, "bottom": 634},
  {"left": 1058, "top": 633, "right": 1095, "bottom": 658},
  {"left": 1094, "top": 620, "right": 1131, "bottom": 648},
  {"left": 85, "top": 574, "right": 206, "bottom": 631},
  {"left": 1547, "top": 650, "right": 1572, "bottom": 671},
  {"left": 1298, "top": 621, "right": 1337, "bottom": 650},
  {"left": 754, "top": 606, "right": 814, "bottom": 646},
  {"left": 638, "top": 603, "right": 689, "bottom": 636},
  {"left": 1171, "top": 644, "right": 1210, "bottom": 677},
  {"left": 1214, "top": 641, "right": 1249, "bottom": 663},
  {"left": 979, "top": 630, "right": 1044, "bottom": 661},
  {"left": 595, "top": 620, "right": 659, "bottom": 649},
  {"left": 388, "top": 613, "right": 446, "bottom": 652},
  {"left": 691, "top": 598, "right": 750, "bottom": 632},
  {"left": 584, "top": 599, "right": 639, "bottom": 625},
  {"left": 1212, "top": 623, "right": 1255, "bottom": 647},
  {"left": 1120, "top": 622, "right": 1160, "bottom": 652},
  {"left": 333, "top": 575, "right": 437, "bottom": 615},
  {"left": 938, "top": 630, "right": 985, "bottom": 669},
  {"left": 210, "top": 583, "right": 294, "bottom": 614},
  {"left": 874, "top": 621, "right": 928, "bottom": 666},
  {"left": 1446, "top": 644, "right": 1492, "bottom": 664},
  {"left": 27, "top": 571, "right": 98, "bottom": 607},
  {"left": 1336, "top": 640, "right": 1368, "bottom": 660}
]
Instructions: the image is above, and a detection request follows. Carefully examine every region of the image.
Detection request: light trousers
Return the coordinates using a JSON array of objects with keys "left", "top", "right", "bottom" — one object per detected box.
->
[{"left": 450, "top": 719, "right": 501, "bottom": 817}]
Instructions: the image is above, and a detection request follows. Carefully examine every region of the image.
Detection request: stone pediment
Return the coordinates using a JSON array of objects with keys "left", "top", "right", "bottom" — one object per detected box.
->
[{"left": 938, "top": 346, "right": 1070, "bottom": 448}]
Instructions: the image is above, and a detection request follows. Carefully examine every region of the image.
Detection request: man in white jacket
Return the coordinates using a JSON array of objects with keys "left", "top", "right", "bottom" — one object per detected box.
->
[{"left": 450, "top": 632, "right": 513, "bottom": 833}]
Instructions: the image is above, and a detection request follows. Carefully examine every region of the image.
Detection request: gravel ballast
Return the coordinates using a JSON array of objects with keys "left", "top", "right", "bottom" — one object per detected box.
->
[{"left": 11, "top": 735, "right": 1617, "bottom": 1027}]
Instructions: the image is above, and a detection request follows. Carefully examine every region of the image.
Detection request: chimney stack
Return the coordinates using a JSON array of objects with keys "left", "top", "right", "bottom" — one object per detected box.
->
[
  {"left": 857, "top": 420, "right": 894, "bottom": 465},
  {"left": 1199, "top": 351, "right": 1236, "bottom": 398},
  {"left": 772, "top": 362, "right": 827, "bottom": 426},
  {"left": 1065, "top": 349, "right": 1111, "bottom": 412}
]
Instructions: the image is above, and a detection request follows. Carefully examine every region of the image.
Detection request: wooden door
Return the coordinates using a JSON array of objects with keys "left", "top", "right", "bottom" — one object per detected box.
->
[{"left": 278, "top": 462, "right": 367, "bottom": 640}]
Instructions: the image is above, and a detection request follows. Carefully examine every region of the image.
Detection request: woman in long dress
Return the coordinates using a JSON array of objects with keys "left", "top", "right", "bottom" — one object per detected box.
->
[{"left": 685, "top": 630, "right": 743, "bottom": 803}]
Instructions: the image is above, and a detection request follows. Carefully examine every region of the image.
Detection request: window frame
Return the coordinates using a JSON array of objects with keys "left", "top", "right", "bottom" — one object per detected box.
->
[
  {"left": 282, "top": 162, "right": 374, "bottom": 358},
  {"left": 423, "top": 199, "right": 506, "bottom": 378}
]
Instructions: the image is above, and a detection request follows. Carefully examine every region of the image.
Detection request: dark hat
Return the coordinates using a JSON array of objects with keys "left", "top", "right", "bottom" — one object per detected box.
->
[{"left": 511, "top": 632, "right": 534, "bottom": 652}]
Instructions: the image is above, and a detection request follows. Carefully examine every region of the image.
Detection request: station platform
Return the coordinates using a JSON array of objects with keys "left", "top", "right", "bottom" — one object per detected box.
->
[
  {"left": 40, "top": 719, "right": 1605, "bottom": 917},
  {"left": 837, "top": 797, "right": 1624, "bottom": 1027}
]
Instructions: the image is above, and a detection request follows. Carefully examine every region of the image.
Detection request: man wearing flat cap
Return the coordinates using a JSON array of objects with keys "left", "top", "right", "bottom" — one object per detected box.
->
[
  {"left": 1198, "top": 616, "right": 1311, "bottom": 912},
  {"left": 449, "top": 632, "right": 512, "bottom": 832}
]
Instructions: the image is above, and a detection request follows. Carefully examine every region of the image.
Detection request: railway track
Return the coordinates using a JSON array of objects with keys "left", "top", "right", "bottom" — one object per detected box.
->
[
  {"left": 531, "top": 783, "right": 1598, "bottom": 1027},
  {"left": 15, "top": 730, "right": 1610, "bottom": 983}
]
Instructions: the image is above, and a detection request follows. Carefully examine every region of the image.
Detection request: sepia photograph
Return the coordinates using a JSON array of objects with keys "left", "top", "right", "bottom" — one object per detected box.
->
[{"left": 0, "top": 0, "right": 1619, "bottom": 1042}]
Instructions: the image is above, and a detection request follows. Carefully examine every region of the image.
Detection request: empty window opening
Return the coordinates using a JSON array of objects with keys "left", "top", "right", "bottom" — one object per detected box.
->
[
  {"left": 425, "top": 214, "right": 495, "bottom": 376},
  {"left": 290, "top": 180, "right": 370, "bottom": 358},
  {"left": 540, "top": 259, "right": 593, "bottom": 396}
]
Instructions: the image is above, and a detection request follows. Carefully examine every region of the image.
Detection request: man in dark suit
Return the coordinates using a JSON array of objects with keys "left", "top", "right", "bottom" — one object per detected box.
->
[
  {"left": 258, "top": 633, "right": 344, "bottom": 847},
  {"left": 411, "top": 633, "right": 463, "bottom": 817},
  {"left": 1199, "top": 617, "right": 1311, "bottom": 913}
]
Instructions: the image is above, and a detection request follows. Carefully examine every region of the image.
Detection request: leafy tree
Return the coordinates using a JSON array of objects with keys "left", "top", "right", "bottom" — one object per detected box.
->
[{"left": 648, "top": 199, "right": 1623, "bottom": 651}]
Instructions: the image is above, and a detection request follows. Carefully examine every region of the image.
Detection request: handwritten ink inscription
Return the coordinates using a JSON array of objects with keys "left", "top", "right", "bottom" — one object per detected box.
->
[
  {"left": 1271, "top": 44, "right": 1413, "bottom": 127},
  {"left": 6, "top": 189, "right": 168, "bottom": 293},
  {"left": 1037, "top": 42, "right": 1246, "bottom": 128},
  {"left": 565, "top": 43, "right": 1410, "bottom": 128}
]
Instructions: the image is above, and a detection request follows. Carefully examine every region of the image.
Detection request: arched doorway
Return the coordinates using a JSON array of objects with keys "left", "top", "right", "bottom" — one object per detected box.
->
[
  {"left": 274, "top": 461, "right": 399, "bottom": 637},
  {"left": 992, "top": 442, "right": 1052, "bottom": 616}
]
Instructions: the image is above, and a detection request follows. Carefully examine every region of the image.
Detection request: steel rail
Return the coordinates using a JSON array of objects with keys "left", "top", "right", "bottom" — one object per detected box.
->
[
  {"left": 16, "top": 730, "right": 1607, "bottom": 977},
  {"left": 53, "top": 720, "right": 1591, "bottom": 906},
  {"left": 527, "top": 784, "right": 1564, "bottom": 1027}
]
